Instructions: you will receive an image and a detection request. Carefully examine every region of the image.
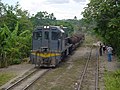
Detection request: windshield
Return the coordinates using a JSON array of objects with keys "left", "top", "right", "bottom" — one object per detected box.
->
[
  {"left": 33, "top": 31, "right": 42, "bottom": 40},
  {"left": 52, "top": 32, "right": 60, "bottom": 40},
  {"left": 44, "top": 31, "right": 49, "bottom": 40}
]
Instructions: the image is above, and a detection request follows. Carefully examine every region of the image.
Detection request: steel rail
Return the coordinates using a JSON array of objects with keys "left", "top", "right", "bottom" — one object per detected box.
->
[
  {"left": 5, "top": 68, "right": 38, "bottom": 90},
  {"left": 77, "top": 46, "right": 93, "bottom": 90},
  {"left": 95, "top": 47, "right": 99, "bottom": 90},
  {"left": 22, "top": 69, "right": 51, "bottom": 90}
]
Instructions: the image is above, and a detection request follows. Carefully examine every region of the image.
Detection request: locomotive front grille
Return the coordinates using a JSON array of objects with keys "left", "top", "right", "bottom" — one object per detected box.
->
[{"left": 43, "top": 58, "right": 51, "bottom": 64}]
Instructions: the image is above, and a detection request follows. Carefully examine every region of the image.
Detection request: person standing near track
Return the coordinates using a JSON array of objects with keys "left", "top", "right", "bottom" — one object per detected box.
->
[
  {"left": 102, "top": 44, "right": 106, "bottom": 53},
  {"left": 99, "top": 43, "right": 103, "bottom": 56},
  {"left": 107, "top": 45, "right": 113, "bottom": 62}
]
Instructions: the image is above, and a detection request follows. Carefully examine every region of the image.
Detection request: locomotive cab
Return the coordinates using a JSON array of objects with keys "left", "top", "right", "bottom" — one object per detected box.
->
[{"left": 30, "top": 26, "right": 71, "bottom": 67}]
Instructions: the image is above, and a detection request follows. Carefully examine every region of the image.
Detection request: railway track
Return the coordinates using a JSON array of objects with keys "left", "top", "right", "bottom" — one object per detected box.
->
[
  {"left": 76, "top": 46, "right": 99, "bottom": 90},
  {"left": 4, "top": 68, "right": 51, "bottom": 90}
]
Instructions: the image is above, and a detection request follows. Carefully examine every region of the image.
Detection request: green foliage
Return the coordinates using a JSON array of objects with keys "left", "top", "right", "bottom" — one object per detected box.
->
[
  {"left": 105, "top": 70, "right": 120, "bottom": 90},
  {"left": 82, "top": 0, "right": 120, "bottom": 59},
  {"left": 30, "top": 11, "right": 56, "bottom": 27},
  {"left": 55, "top": 20, "right": 74, "bottom": 35},
  {"left": 12, "top": 59, "right": 21, "bottom": 64},
  {"left": 0, "top": 21, "right": 31, "bottom": 67},
  {"left": 0, "top": 1, "right": 33, "bottom": 67},
  {"left": 0, "top": 1, "right": 33, "bottom": 33}
]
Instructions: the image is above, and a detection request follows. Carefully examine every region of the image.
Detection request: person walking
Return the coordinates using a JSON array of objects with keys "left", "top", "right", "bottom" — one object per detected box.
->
[
  {"left": 99, "top": 43, "right": 103, "bottom": 56},
  {"left": 107, "top": 45, "right": 113, "bottom": 62}
]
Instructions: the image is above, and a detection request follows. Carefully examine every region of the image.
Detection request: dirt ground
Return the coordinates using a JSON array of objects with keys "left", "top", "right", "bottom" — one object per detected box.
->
[
  {"left": 0, "top": 43, "right": 120, "bottom": 90},
  {"left": 0, "top": 63, "right": 34, "bottom": 75}
]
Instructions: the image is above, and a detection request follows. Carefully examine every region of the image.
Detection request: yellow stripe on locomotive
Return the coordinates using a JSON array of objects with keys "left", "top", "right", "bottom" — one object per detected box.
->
[{"left": 31, "top": 52, "right": 61, "bottom": 58}]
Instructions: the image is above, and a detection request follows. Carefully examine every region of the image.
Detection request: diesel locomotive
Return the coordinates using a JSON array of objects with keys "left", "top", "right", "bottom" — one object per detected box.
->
[{"left": 30, "top": 26, "right": 84, "bottom": 67}]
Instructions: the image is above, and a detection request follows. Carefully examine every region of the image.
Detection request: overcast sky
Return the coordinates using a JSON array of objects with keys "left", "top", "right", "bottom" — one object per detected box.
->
[{"left": 2, "top": 0, "right": 89, "bottom": 20}]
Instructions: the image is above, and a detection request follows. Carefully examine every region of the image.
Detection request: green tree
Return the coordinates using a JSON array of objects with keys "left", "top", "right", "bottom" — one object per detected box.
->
[
  {"left": 0, "top": 22, "right": 31, "bottom": 67},
  {"left": 0, "top": 1, "right": 33, "bottom": 33},
  {"left": 55, "top": 20, "right": 74, "bottom": 35},
  {"left": 82, "top": 0, "right": 120, "bottom": 57},
  {"left": 30, "top": 11, "right": 56, "bottom": 27}
]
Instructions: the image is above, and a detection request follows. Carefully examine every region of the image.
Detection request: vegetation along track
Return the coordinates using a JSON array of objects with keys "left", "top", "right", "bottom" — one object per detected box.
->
[
  {"left": 76, "top": 46, "right": 99, "bottom": 90},
  {"left": 4, "top": 68, "right": 50, "bottom": 90}
]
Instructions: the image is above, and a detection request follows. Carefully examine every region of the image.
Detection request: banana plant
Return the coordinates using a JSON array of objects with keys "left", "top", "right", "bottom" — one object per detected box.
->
[{"left": 0, "top": 21, "right": 31, "bottom": 67}]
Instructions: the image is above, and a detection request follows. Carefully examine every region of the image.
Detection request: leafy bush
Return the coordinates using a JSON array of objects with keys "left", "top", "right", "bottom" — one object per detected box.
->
[
  {"left": 105, "top": 70, "right": 120, "bottom": 90},
  {"left": 12, "top": 59, "right": 21, "bottom": 65}
]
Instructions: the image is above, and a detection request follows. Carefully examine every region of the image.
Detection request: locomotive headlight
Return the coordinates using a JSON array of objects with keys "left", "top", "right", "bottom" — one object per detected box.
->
[
  {"left": 47, "top": 26, "right": 50, "bottom": 29},
  {"left": 43, "top": 26, "right": 50, "bottom": 29},
  {"left": 44, "top": 26, "right": 47, "bottom": 28}
]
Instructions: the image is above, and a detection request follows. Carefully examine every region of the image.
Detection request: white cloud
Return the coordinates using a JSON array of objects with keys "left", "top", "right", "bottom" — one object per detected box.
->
[
  {"left": 46, "top": 0, "right": 69, "bottom": 4},
  {"left": 73, "top": 0, "right": 86, "bottom": 3},
  {"left": 3, "top": 0, "right": 89, "bottom": 20}
]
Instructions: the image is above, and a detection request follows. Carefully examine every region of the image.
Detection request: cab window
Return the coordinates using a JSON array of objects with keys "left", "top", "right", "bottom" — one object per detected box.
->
[
  {"left": 44, "top": 31, "right": 49, "bottom": 40},
  {"left": 52, "top": 32, "right": 60, "bottom": 40},
  {"left": 33, "top": 31, "right": 42, "bottom": 40}
]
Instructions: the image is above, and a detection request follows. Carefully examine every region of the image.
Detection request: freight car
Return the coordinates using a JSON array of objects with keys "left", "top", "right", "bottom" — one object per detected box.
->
[{"left": 30, "top": 26, "right": 84, "bottom": 67}]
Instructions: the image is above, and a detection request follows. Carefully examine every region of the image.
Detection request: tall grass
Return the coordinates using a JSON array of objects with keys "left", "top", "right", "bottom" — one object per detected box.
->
[{"left": 105, "top": 70, "right": 120, "bottom": 90}]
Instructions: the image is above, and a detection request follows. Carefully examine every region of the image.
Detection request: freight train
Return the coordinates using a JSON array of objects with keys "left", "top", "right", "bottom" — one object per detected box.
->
[{"left": 30, "top": 26, "right": 84, "bottom": 67}]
